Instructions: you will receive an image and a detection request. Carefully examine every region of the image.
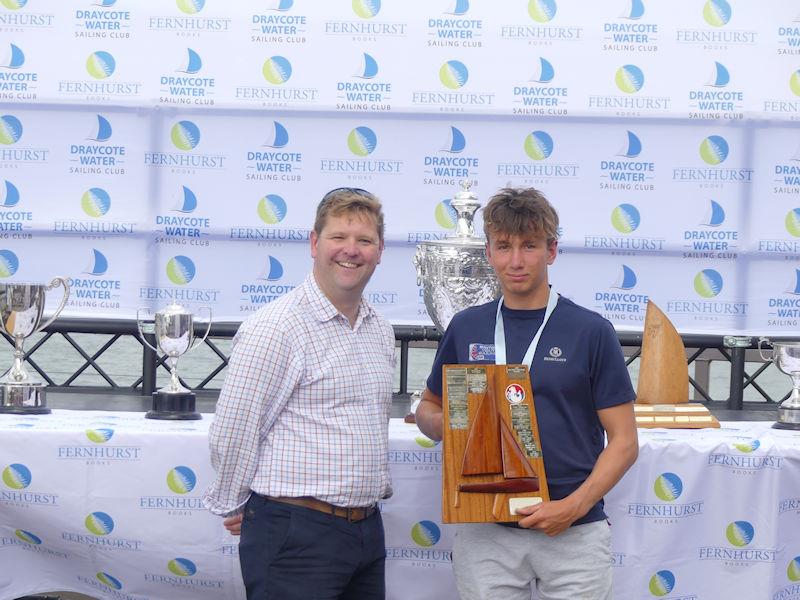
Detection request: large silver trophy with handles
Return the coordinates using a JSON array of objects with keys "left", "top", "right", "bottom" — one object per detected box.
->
[
  {"left": 759, "top": 338, "right": 800, "bottom": 430},
  {"left": 137, "top": 303, "right": 211, "bottom": 420},
  {"left": 0, "top": 277, "right": 70, "bottom": 414},
  {"left": 414, "top": 181, "right": 500, "bottom": 332}
]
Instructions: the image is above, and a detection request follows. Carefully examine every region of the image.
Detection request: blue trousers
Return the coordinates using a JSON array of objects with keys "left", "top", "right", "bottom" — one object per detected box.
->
[{"left": 239, "top": 494, "right": 386, "bottom": 600}]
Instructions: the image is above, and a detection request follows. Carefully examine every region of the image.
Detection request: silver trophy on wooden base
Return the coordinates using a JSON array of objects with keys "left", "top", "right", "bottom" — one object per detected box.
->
[
  {"left": 0, "top": 278, "right": 71, "bottom": 414},
  {"left": 137, "top": 303, "right": 211, "bottom": 420},
  {"left": 413, "top": 181, "right": 500, "bottom": 331},
  {"left": 759, "top": 338, "right": 800, "bottom": 430}
]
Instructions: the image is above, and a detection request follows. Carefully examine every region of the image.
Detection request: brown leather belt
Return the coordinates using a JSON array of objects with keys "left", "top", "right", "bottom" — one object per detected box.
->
[{"left": 266, "top": 496, "right": 377, "bottom": 523}]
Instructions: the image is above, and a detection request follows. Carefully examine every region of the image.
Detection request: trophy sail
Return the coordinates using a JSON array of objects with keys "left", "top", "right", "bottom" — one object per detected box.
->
[{"left": 634, "top": 301, "right": 720, "bottom": 428}]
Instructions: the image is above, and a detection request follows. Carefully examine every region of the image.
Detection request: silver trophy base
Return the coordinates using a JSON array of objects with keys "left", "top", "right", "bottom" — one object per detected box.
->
[
  {"left": 773, "top": 401, "right": 800, "bottom": 430},
  {"left": 146, "top": 391, "right": 201, "bottom": 420},
  {"left": 0, "top": 383, "right": 50, "bottom": 415}
]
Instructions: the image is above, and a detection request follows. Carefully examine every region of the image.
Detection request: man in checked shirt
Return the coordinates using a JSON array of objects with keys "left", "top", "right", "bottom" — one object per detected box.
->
[{"left": 203, "top": 187, "right": 396, "bottom": 600}]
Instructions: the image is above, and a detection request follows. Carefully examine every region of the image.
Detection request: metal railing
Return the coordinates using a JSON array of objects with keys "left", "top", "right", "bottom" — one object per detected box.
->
[{"left": 2, "top": 319, "right": 797, "bottom": 409}]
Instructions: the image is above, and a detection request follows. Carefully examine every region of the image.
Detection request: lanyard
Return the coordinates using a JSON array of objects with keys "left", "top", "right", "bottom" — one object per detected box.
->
[{"left": 494, "top": 286, "right": 559, "bottom": 368}]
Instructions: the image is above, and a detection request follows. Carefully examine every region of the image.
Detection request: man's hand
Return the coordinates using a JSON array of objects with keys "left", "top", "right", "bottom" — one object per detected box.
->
[
  {"left": 223, "top": 513, "right": 243, "bottom": 536},
  {"left": 515, "top": 498, "right": 581, "bottom": 537}
]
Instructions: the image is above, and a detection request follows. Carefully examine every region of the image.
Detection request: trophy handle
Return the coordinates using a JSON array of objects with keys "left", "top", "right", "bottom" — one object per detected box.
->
[
  {"left": 136, "top": 308, "right": 161, "bottom": 354},
  {"left": 36, "top": 276, "right": 71, "bottom": 334},
  {"left": 758, "top": 337, "right": 773, "bottom": 362},
  {"left": 187, "top": 306, "right": 212, "bottom": 354}
]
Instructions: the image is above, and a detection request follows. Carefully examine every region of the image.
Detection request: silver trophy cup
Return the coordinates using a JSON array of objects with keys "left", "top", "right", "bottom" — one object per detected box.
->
[
  {"left": 137, "top": 303, "right": 211, "bottom": 420},
  {"left": 0, "top": 277, "right": 70, "bottom": 414},
  {"left": 414, "top": 181, "right": 500, "bottom": 332},
  {"left": 758, "top": 338, "right": 800, "bottom": 430}
]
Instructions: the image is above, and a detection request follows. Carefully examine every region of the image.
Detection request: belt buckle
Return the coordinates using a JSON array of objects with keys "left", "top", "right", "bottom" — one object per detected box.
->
[{"left": 346, "top": 507, "right": 359, "bottom": 523}]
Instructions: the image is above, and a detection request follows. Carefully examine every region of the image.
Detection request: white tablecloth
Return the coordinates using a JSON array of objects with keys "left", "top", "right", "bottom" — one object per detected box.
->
[{"left": 0, "top": 412, "right": 799, "bottom": 600}]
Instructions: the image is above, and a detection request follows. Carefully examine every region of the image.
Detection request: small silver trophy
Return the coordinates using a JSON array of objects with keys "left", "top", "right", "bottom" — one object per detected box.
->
[
  {"left": 137, "top": 303, "right": 211, "bottom": 420},
  {"left": 0, "top": 277, "right": 70, "bottom": 414},
  {"left": 414, "top": 181, "right": 500, "bottom": 331},
  {"left": 759, "top": 338, "right": 800, "bottom": 430}
]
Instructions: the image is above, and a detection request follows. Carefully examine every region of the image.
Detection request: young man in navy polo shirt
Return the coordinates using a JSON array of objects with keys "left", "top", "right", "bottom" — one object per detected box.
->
[{"left": 416, "top": 187, "right": 639, "bottom": 600}]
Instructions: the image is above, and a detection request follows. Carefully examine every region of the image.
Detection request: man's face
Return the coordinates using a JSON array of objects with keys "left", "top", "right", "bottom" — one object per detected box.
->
[
  {"left": 485, "top": 231, "right": 557, "bottom": 306},
  {"left": 311, "top": 211, "right": 383, "bottom": 304}
]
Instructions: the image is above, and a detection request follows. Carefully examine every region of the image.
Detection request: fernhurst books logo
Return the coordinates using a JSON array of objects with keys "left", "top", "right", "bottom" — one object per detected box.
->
[
  {"left": 791, "top": 69, "right": 800, "bottom": 96},
  {"left": 15, "top": 528, "right": 41, "bottom": 544},
  {"left": 257, "top": 194, "right": 287, "bottom": 224},
  {"left": 263, "top": 55, "right": 292, "bottom": 84},
  {"left": 85, "top": 511, "right": 114, "bottom": 535},
  {"left": 615, "top": 64, "right": 644, "bottom": 93},
  {"left": 694, "top": 269, "right": 723, "bottom": 298},
  {"left": 611, "top": 203, "right": 640, "bottom": 233},
  {"left": 171, "top": 120, "right": 200, "bottom": 151},
  {"left": 703, "top": 0, "right": 731, "bottom": 27},
  {"left": 167, "top": 465, "right": 197, "bottom": 494},
  {"left": 733, "top": 439, "right": 760, "bottom": 453},
  {"left": 435, "top": 199, "right": 457, "bottom": 229},
  {"left": 411, "top": 520, "right": 441, "bottom": 547},
  {"left": 786, "top": 208, "right": 800, "bottom": 237},
  {"left": 649, "top": 570, "right": 675, "bottom": 596},
  {"left": 353, "top": 0, "right": 380, "bottom": 19},
  {"left": 97, "top": 571, "right": 122, "bottom": 589},
  {"left": 699, "top": 135, "right": 728, "bottom": 165},
  {"left": 1, "top": 0, "right": 27, "bottom": 9},
  {"left": 523, "top": 130, "right": 553, "bottom": 160},
  {"left": 2, "top": 463, "right": 31, "bottom": 489},
  {"left": 81, "top": 187, "right": 111, "bottom": 217},
  {"left": 726, "top": 520, "right": 753, "bottom": 547},
  {"left": 707, "top": 439, "right": 781, "bottom": 471},
  {"left": 439, "top": 60, "right": 468, "bottom": 89},
  {"left": 789, "top": 556, "right": 800, "bottom": 581},
  {"left": 144, "top": 558, "right": 225, "bottom": 589},
  {"left": 347, "top": 126, "right": 377, "bottom": 156},
  {"left": 166, "top": 255, "right": 195, "bottom": 285},
  {"left": 177, "top": 0, "right": 204, "bottom": 15},
  {"left": 0, "top": 249, "right": 19, "bottom": 277},
  {"left": 653, "top": 472, "right": 682, "bottom": 501},
  {"left": 85, "top": 426, "right": 114, "bottom": 443},
  {"left": 528, "top": 0, "right": 556, "bottom": 22},
  {"left": 0, "top": 114, "right": 22, "bottom": 144},
  {"left": 627, "top": 472, "right": 703, "bottom": 521},
  {"left": 168, "top": 557, "right": 196, "bottom": 576},
  {"left": 86, "top": 50, "right": 115, "bottom": 79}
]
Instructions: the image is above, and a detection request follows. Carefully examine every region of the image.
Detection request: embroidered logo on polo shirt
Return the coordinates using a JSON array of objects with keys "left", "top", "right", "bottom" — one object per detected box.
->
[
  {"left": 469, "top": 343, "right": 495, "bottom": 361},
  {"left": 544, "top": 346, "right": 566, "bottom": 363}
]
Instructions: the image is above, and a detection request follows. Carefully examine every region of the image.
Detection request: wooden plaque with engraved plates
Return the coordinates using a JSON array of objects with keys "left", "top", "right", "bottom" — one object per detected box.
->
[{"left": 441, "top": 363, "right": 549, "bottom": 523}]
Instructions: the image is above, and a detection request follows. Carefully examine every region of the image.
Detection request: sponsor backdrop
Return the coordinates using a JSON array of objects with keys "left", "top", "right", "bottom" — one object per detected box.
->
[
  {"left": 1, "top": 412, "right": 799, "bottom": 600},
  {"left": 0, "top": 0, "right": 798, "bottom": 335}
]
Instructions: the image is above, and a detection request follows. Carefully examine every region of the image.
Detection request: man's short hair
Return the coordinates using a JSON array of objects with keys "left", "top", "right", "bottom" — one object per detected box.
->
[
  {"left": 482, "top": 187, "right": 559, "bottom": 243},
  {"left": 314, "top": 187, "right": 385, "bottom": 241}
]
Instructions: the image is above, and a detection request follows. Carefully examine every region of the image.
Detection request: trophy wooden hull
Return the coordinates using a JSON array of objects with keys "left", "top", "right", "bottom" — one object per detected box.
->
[{"left": 442, "top": 364, "right": 549, "bottom": 523}]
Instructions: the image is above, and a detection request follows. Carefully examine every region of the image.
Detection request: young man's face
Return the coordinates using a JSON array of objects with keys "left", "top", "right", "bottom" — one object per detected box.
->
[
  {"left": 485, "top": 230, "right": 557, "bottom": 308},
  {"left": 311, "top": 211, "right": 383, "bottom": 304}
]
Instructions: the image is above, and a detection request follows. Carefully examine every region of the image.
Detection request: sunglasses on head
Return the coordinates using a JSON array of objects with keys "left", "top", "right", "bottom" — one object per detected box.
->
[{"left": 321, "top": 187, "right": 374, "bottom": 201}]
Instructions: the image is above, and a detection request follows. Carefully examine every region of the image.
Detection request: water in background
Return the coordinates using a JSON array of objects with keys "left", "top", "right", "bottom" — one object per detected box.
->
[{"left": 4, "top": 333, "right": 791, "bottom": 404}]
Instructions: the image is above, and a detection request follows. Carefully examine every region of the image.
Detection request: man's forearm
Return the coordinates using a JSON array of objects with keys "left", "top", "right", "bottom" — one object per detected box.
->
[{"left": 415, "top": 398, "right": 443, "bottom": 441}]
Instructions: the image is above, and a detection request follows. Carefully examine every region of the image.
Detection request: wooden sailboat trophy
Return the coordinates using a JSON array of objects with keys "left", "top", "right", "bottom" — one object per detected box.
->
[
  {"left": 441, "top": 364, "right": 548, "bottom": 523},
  {"left": 634, "top": 301, "right": 719, "bottom": 428}
]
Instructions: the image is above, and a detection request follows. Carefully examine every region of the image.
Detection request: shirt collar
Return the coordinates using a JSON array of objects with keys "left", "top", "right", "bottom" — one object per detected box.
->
[{"left": 303, "top": 274, "right": 375, "bottom": 326}]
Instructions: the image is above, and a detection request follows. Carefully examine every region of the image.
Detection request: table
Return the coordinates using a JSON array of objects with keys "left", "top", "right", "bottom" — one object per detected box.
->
[{"left": 0, "top": 412, "right": 798, "bottom": 600}]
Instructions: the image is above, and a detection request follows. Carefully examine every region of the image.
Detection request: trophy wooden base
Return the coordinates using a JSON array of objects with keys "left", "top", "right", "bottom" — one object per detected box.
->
[
  {"left": 146, "top": 391, "right": 202, "bottom": 420},
  {"left": 442, "top": 364, "right": 548, "bottom": 523},
  {"left": 634, "top": 403, "right": 719, "bottom": 428}
]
